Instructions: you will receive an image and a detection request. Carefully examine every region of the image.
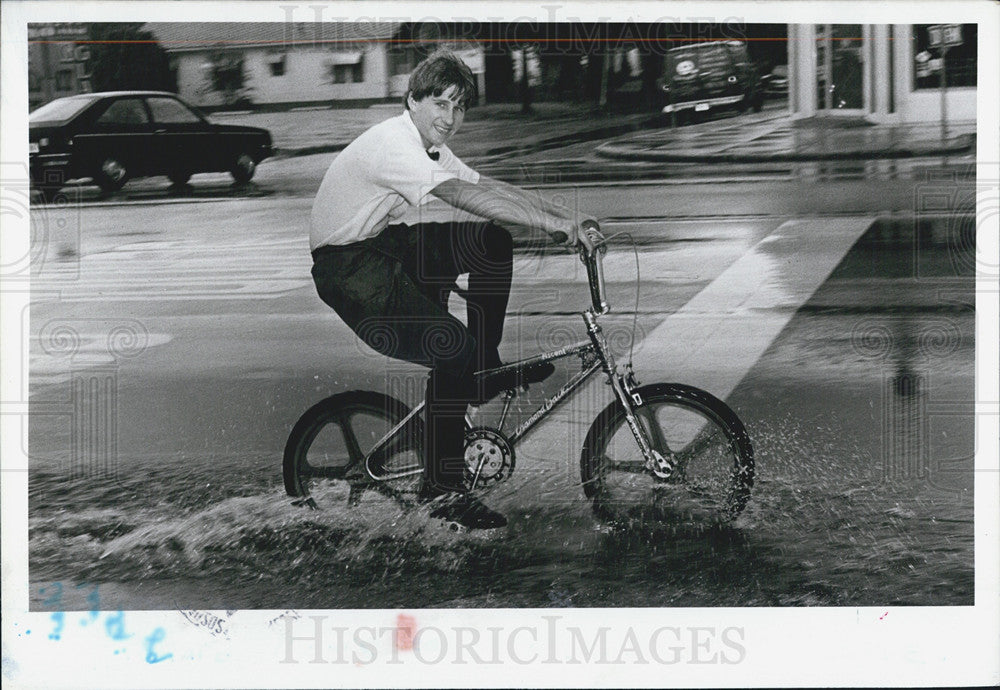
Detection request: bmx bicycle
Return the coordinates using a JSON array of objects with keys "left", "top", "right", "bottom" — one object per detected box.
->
[{"left": 283, "top": 221, "right": 754, "bottom": 524}]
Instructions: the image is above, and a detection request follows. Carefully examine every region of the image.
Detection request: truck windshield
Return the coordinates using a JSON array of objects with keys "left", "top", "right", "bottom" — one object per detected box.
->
[{"left": 668, "top": 44, "right": 732, "bottom": 75}]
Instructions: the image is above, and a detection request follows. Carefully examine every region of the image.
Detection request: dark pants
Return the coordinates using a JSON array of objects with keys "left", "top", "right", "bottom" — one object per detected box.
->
[{"left": 311, "top": 221, "right": 513, "bottom": 494}]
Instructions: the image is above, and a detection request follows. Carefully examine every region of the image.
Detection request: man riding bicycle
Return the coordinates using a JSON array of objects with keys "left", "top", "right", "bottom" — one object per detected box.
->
[{"left": 310, "top": 49, "right": 595, "bottom": 529}]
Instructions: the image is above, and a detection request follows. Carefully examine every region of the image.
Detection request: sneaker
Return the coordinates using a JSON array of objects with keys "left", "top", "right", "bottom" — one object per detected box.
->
[
  {"left": 473, "top": 360, "right": 555, "bottom": 405},
  {"left": 428, "top": 493, "right": 508, "bottom": 529}
]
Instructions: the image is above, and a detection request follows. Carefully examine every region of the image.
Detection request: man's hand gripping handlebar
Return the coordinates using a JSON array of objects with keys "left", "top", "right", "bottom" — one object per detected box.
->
[{"left": 550, "top": 219, "right": 609, "bottom": 315}]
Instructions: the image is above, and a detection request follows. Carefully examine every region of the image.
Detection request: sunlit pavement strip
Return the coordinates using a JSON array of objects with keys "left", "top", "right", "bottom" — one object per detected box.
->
[
  {"left": 514, "top": 216, "right": 877, "bottom": 467},
  {"left": 631, "top": 216, "right": 876, "bottom": 398}
]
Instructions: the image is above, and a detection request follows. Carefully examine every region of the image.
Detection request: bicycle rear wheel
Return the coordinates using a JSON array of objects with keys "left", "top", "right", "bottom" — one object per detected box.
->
[
  {"left": 580, "top": 383, "right": 754, "bottom": 525},
  {"left": 283, "top": 390, "right": 423, "bottom": 506}
]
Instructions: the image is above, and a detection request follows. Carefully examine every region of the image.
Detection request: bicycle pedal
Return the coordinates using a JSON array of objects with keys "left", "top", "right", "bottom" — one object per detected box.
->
[
  {"left": 435, "top": 519, "right": 497, "bottom": 537},
  {"left": 290, "top": 497, "right": 318, "bottom": 510}
]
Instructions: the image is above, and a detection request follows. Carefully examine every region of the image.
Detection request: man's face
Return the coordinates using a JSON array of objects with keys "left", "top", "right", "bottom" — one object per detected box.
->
[{"left": 407, "top": 84, "right": 466, "bottom": 149}]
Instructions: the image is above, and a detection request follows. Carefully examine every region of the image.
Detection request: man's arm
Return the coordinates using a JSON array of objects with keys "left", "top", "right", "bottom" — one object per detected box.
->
[
  {"left": 475, "top": 175, "right": 578, "bottom": 222},
  {"left": 431, "top": 177, "right": 594, "bottom": 250}
]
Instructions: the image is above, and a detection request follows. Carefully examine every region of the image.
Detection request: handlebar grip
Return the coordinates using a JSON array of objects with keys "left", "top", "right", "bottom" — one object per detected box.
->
[{"left": 581, "top": 220, "right": 606, "bottom": 255}]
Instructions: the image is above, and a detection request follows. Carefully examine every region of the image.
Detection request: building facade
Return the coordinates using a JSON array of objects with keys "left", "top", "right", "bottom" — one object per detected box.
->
[
  {"left": 28, "top": 23, "right": 93, "bottom": 111},
  {"left": 145, "top": 22, "right": 485, "bottom": 111},
  {"left": 787, "top": 24, "right": 977, "bottom": 123}
]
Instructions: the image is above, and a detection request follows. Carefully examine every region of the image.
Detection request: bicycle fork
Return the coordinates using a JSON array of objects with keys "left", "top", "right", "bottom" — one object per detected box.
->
[{"left": 584, "top": 310, "right": 676, "bottom": 479}]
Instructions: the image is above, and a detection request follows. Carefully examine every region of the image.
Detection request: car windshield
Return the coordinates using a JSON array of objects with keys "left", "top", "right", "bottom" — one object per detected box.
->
[{"left": 30, "top": 96, "right": 99, "bottom": 124}]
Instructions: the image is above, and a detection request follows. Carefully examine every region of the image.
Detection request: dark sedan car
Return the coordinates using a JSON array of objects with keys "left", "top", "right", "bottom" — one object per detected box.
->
[{"left": 30, "top": 91, "right": 273, "bottom": 201}]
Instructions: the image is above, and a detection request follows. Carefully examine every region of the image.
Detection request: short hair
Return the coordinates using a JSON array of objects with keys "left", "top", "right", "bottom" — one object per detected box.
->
[{"left": 404, "top": 49, "right": 477, "bottom": 110}]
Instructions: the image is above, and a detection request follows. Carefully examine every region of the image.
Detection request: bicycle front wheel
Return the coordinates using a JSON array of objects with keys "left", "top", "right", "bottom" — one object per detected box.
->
[
  {"left": 580, "top": 383, "right": 754, "bottom": 525},
  {"left": 283, "top": 390, "right": 423, "bottom": 506}
]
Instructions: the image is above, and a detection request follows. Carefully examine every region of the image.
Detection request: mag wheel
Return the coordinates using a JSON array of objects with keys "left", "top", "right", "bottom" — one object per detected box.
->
[
  {"left": 580, "top": 383, "right": 754, "bottom": 525},
  {"left": 283, "top": 390, "right": 423, "bottom": 507},
  {"left": 95, "top": 157, "right": 128, "bottom": 194},
  {"left": 230, "top": 152, "right": 256, "bottom": 184}
]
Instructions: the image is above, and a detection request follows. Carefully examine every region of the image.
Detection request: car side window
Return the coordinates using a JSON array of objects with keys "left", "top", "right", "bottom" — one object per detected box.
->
[
  {"left": 146, "top": 97, "right": 202, "bottom": 124},
  {"left": 96, "top": 99, "right": 149, "bottom": 125}
]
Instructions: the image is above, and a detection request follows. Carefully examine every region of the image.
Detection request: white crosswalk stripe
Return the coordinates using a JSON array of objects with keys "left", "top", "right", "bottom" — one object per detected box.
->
[{"left": 515, "top": 216, "right": 877, "bottom": 463}]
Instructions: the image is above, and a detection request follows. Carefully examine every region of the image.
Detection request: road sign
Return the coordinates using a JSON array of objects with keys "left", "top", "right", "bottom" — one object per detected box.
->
[{"left": 928, "top": 24, "right": 963, "bottom": 48}]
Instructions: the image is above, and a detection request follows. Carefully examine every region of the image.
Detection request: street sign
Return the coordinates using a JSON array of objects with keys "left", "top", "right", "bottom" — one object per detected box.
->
[{"left": 928, "top": 24, "right": 963, "bottom": 48}]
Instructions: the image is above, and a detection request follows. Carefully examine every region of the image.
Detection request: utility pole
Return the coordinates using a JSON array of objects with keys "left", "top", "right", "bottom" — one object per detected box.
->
[{"left": 927, "top": 24, "right": 962, "bottom": 143}]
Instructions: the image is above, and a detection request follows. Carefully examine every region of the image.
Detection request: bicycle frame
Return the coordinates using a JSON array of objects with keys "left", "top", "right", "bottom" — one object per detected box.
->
[{"left": 364, "top": 231, "right": 669, "bottom": 483}]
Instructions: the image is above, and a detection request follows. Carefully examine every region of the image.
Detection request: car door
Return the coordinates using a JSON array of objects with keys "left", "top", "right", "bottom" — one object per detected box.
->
[
  {"left": 75, "top": 96, "right": 153, "bottom": 179},
  {"left": 145, "top": 95, "right": 215, "bottom": 176}
]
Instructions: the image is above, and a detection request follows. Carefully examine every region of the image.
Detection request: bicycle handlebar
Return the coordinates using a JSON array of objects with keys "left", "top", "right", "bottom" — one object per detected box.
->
[
  {"left": 549, "top": 221, "right": 609, "bottom": 314},
  {"left": 579, "top": 220, "right": 610, "bottom": 315}
]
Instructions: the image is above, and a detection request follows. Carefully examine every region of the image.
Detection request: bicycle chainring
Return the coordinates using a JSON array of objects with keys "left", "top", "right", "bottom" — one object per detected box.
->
[{"left": 463, "top": 427, "right": 515, "bottom": 488}]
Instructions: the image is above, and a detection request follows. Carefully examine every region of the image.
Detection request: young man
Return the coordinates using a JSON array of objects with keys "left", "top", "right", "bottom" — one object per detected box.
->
[{"left": 310, "top": 49, "right": 594, "bottom": 529}]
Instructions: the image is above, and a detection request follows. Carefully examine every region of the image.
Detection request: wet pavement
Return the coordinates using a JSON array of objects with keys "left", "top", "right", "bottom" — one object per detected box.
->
[
  {"left": 33, "top": 99, "right": 976, "bottom": 209},
  {"left": 25, "top": 163, "right": 977, "bottom": 609},
  {"left": 597, "top": 116, "right": 976, "bottom": 163},
  {"left": 212, "top": 99, "right": 974, "bottom": 163},
  {"left": 217, "top": 101, "right": 658, "bottom": 159}
]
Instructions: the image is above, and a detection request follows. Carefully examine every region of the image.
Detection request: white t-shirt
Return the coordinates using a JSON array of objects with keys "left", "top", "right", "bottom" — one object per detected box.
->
[{"left": 310, "top": 111, "right": 480, "bottom": 250}]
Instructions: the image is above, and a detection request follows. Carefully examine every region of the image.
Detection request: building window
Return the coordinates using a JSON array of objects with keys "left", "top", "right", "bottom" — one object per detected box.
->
[
  {"left": 268, "top": 54, "right": 287, "bottom": 77},
  {"left": 55, "top": 69, "right": 73, "bottom": 91},
  {"left": 326, "top": 54, "right": 364, "bottom": 84},
  {"left": 913, "top": 24, "right": 977, "bottom": 90},
  {"left": 388, "top": 46, "right": 415, "bottom": 76}
]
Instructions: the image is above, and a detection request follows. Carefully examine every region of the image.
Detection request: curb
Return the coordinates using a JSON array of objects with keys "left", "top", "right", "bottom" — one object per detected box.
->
[{"left": 595, "top": 133, "right": 975, "bottom": 163}]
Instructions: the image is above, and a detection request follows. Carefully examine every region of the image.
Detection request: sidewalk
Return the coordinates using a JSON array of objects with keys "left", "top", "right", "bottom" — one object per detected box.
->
[
  {"left": 212, "top": 102, "right": 658, "bottom": 160},
  {"left": 213, "top": 102, "right": 976, "bottom": 164},
  {"left": 595, "top": 112, "right": 976, "bottom": 163}
]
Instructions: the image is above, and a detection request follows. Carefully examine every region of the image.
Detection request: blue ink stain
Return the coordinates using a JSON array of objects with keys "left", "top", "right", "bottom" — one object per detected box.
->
[
  {"left": 144, "top": 628, "right": 172, "bottom": 664},
  {"left": 49, "top": 612, "right": 64, "bottom": 640},
  {"left": 105, "top": 611, "right": 131, "bottom": 641},
  {"left": 78, "top": 583, "right": 100, "bottom": 618},
  {"left": 41, "top": 583, "right": 64, "bottom": 639}
]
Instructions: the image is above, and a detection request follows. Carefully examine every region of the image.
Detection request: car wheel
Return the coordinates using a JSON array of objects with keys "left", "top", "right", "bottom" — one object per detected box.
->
[
  {"left": 168, "top": 171, "right": 191, "bottom": 186},
  {"left": 96, "top": 157, "right": 128, "bottom": 194},
  {"left": 32, "top": 183, "right": 58, "bottom": 204},
  {"left": 230, "top": 152, "right": 256, "bottom": 185}
]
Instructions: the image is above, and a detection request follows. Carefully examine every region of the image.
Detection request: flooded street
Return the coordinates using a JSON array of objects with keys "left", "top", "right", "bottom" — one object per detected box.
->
[{"left": 27, "top": 176, "right": 975, "bottom": 609}]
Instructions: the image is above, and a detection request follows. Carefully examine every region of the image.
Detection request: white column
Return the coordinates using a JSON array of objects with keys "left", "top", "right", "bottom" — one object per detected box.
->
[
  {"left": 868, "top": 25, "right": 894, "bottom": 121},
  {"left": 789, "top": 24, "right": 818, "bottom": 117}
]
